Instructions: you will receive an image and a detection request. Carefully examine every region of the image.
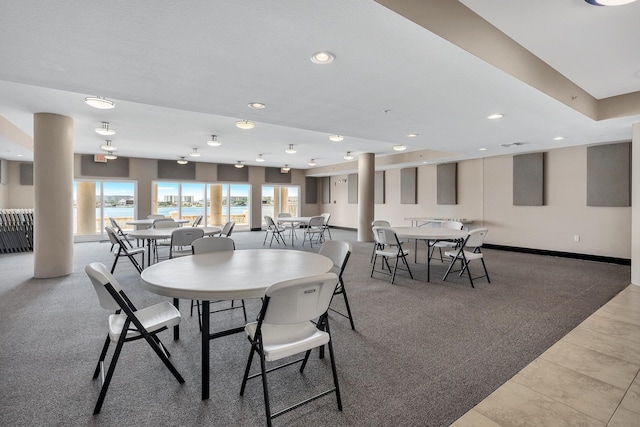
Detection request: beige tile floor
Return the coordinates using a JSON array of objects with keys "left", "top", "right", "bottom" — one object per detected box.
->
[{"left": 452, "top": 284, "right": 640, "bottom": 427}]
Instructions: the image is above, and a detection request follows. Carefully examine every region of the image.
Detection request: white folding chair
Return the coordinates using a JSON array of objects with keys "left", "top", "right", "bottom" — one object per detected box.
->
[
  {"left": 240, "top": 272, "right": 342, "bottom": 426},
  {"left": 429, "top": 221, "right": 464, "bottom": 262},
  {"left": 443, "top": 228, "right": 490, "bottom": 288},
  {"left": 370, "top": 226, "right": 413, "bottom": 284},
  {"left": 319, "top": 240, "right": 355, "bottom": 330},
  {"left": 370, "top": 220, "right": 391, "bottom": 262},
  {"left": 320, "top": 212, "right": 332, "bottom": 240},
  {"left": 85, "top": 262, "right": 184, "bottom": 415},
  {"left": 105, "top": 226, "right": 145, "bottom": 274},
  {"left": 220, "top": 221, "right": 235, "bottom": 237},
  {"left": 169, "top": 227, "right": 204, "bottom": 258},
  {"left": 302, "top": 215, "right": 325, "bottom": 248},
  {"left": 190, "top": 236, "right": 246, "bottom": 331},
  {"left": 277, "top": 212, "right": 298, "bottom": 242},
  {"left": 263, "top": 216, "right": 287, "bottom": 247}
]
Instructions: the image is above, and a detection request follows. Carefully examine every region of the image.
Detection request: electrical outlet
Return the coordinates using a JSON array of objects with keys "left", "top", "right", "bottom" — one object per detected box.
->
[{"left": 574, "top": 235, "right": 580, "bottom": 242}]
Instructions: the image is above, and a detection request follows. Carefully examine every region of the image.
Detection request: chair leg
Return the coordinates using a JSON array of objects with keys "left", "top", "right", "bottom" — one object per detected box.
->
[
  {"left": 481, "top": 258, "right": 491, "bottom": 283},
  {"left": 240, "top": 345, "right": 256, "bottom": 396},
  {"left": 110, "top": 254, "right": 119, "bottom": 274},
  {"left": 93, "top": 335, "right": 111, "bottom": 379},
  {"left": 240, "top": 300, "right": 247, "bottom": 322},
  {"left": 93, "top": 334, "right": 126, "bottom": 414},
  {"left": 140, "top": 330, "right": 185, "bottom": 384},
  {"left": 260, "top": 351, "right": 272, "bottom": 427},
  {"left": 263, "top": 230, "right": 269, "bottom": 245},
  {"left": 326, "top": 327, "right": 343, "bottom": 411},
  {"left": 340, "top": 282, "right": 355, "bottom": 330}
]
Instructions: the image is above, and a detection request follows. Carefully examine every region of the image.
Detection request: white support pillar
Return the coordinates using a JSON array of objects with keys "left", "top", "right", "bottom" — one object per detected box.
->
[
  {"left": 33, "top": 113, "right": 74, "bottom": 278},
  {"left": 631, "top": 122, "right": 640, "bottom": 286},
  {"left": 357, "top": 153, "right": 375, "bottom": 241}
]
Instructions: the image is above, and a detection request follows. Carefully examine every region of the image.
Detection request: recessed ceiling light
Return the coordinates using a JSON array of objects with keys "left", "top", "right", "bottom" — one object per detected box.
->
[
  {"left": 95, "top": 122, "right": 116, "bottom": 136},
  {"left": 343, "top": 151, "right": 354, "bottom": 160},
  {"left": 256, "top": 154, "right": 265, "bottom": 162},
  {"left": 311, "top": 51, "right": 335, "bottom": 64},
  {"left": 104, "top": 152, "right": 117, "bottom": 160},
  {"left": 329, "top": 134, "right": 344, "bottom": 142},
  {"left": 478, "top": 147, "right": 488, "bottom": 151},
  {"left": 487, "top": 114, "right": 503, "bottom": 120},
  {"left": 285, "top": 144, "right": 297, "bottom": 154},
  {"left": 585, "top": 0, "right": 637, "bottom": 5},
  {"left": 553, "top": 136, "right": 566, "bottom": 141},
  {"left": 207, "top": 135, "right": 221, "bottom": 146},
  {"left": 406, "top": 133, "right": 419, "bottom": 138},
  {"left": 308, "top": 159, "right": 317, "bottom": 166},
  {"left": 85, "top": 96, "right": 115, "bottom": 109},
  {"left": 393, "top": 144, "right": 407, "bottom": 151},
  {"left": 189, "top": 148, "right": 201, "bottom": 157},
  {"left": 177, "top": 157, "right": 188, "bottom": 165},
  {"left": 248, "top": 102, "right": 266, "bottom": 109},
  {"left": 234, "top": 161, "right": 244, "bottom": 169},
  {"left": 235, "top": 120, "right": 255, "bottom": 130},
  {"left": 100, "top": 140, "right": 117, "bottom": 152}
]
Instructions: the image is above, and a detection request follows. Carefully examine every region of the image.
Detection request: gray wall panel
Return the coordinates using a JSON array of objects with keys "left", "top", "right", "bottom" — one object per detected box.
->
[
  {"left": 265, "top": 167, "right": 292, "bottom": 183},
  {"left": 348, "top": 174, "right": 358, "bottom": 204},
  {"left": 218, "top": 164, "right": 249, "bottom": 182},
  {"left": 401, "top": 167, "right": 417, "bottom": 204},
  {"left": 375, "top": 171, "right": 385, "bottom": 204},
  {"left": 587, "top": 142, "right": 631, "bottom": 207},
  {"left": 20, "top": 163, "right": 33, "bottom": 185},
  {"left": 513, "top": 153, "right": 544, "bottom": 206},
  {"left": 158, "top": 159, "right": 195, "bottom": 180},
  {"left": 437, "top": 163, "right": 457, "bottom": 205},
  {"left": 80, "top": 155, "right": 130, "bottom": 178},
  {"left": 305, "top": 177, "right": 317, "bottom": 204},
  {"left": 322, "top": 177, "right": 331, "bottom": 204}
]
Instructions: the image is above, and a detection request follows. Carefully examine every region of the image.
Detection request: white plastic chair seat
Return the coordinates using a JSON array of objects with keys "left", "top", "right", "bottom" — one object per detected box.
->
[
  {"left": 375, "top": 248, "right": 410, "bottom": 258},
  {"left": 245, "top": 322, "right": 330, "bottom": 361},
  {"left": 108, "top": 301, "right": 181, "bottom": 341},
  {"left": 114, "top": 246, "right": 145, "bottom": 256}
]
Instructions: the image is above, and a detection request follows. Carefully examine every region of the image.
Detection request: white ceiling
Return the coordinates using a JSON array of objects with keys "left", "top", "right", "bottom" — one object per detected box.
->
[{"left": 0, "top": 0, "right": 639, "bottom": 173}]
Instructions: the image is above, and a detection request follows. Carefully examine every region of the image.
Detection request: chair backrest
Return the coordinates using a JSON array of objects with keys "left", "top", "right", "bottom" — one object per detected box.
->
[
  {"left": 192, "top": 215, "right": 203, "bottom": 227},
  {"left": 308, "top": 216, "right": 325, "bottom": 227},
  {"left": 320, "top": 212, "right": 331, "bottom": 225},
  {"left": 154, "top": 218, "right": 178, "bottom": 229},
  {"left": 85, "top": 262, "right": 124, "bottom": 311},
  {"left": 441, "top": 221, "right": 463, "bottom": 230},
  {"left": 264, "top": 216, "right": 276, "bottom": 228},
  {"left": 372, "top": 226, "right": 400, "bottom": 247},
  {"left": 171, "top": 227, "right": 205, "bottom": 247},
  {"left": 221, "top": 221, "right": 235, "bottom": 237},
  {"left": 262, "top": 273, "right": 339, "bottom": 325},
  {"left": 371, "top": 220, "right": 391, "bottom": 227},
  {"left": 109, "top": 217, "right": 120, "bottom": 230},
  {"left": 147, "top": 214, "right": 165, "bottom": 219},
  {"left": 192, "top": 236, "right": 235, "bottom": 253},
  {"left": 464, "top": 228, "right": 489, "bottom": 249},
  {"left": 319, "top": 240, "right": 351, "bottom": 271},
  {"left": 105, "top": 226, "right": 120, "bottom": 246}
]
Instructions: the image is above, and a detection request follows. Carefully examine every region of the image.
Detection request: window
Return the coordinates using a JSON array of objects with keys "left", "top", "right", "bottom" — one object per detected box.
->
[
  {"left": 261, "top": 185, "right": 299, "bottom": 225},
  {"left": 74, "top": 180, "right": 136, "bottom": 240}
]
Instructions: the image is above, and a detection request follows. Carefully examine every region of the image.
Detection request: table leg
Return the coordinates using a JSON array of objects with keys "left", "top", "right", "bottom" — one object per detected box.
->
[
  {"left": 427, "top": 239, "right": 431, "bottom": 282},
  {"left": 173, "top": 298, "right": 180, "bottom": 340},
  {"left": 202, "top": 300, "right": 210, "bottom": 400},
  {"left": 147, "top": 238, "right": 152, "bottom": 266}
]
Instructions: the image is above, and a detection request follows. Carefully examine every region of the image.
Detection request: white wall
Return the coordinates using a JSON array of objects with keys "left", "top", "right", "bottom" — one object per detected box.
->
[
  {"left": 0, "top": 160, "right": 35, "bottom": 209},
  {"left": 320, "top": 145, "right": 631, "bottom": 259}
]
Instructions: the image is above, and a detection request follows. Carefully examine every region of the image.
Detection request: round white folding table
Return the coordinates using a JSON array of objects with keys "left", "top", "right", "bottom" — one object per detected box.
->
[
  {"left": 392, "top": 226, "right": 467, "bottom": 282},
  {"left": 128, "top": 226, "right": 221, "bottom": 265},
  {"left": 126, "top": 218, "right": 190, "bottom": 228},
  {"left": 140, "top": 249, "right": 333, "bottom": 400}
]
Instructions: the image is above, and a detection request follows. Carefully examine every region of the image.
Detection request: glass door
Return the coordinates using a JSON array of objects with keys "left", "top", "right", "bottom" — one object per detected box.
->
[
  {"left": 74, "top": 180, "right": 136, "bottom": 240},
  {"left": 261, "top": 185, "right": 299, "bottom": 225}
]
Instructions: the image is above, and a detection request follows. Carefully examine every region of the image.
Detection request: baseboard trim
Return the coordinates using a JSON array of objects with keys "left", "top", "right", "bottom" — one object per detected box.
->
[{"left": 483, "top": 244, "right": 630, "bottom": 266}]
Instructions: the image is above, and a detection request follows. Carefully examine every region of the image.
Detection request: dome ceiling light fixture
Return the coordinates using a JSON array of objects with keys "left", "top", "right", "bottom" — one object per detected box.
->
[
  {"left": 177, "top": 157, "right": 188, "bottom": 165},
  {"left": 281, "top": 164, "right": 291, "bottom": 172},
  {"left": 85, "top": 96, "right": 115, "bottom": 109},
  {"left": 104, "top": 151, "right": 117, "bottom": 160},
  {"left": 487, "top": 113, "right": 504, "bottom": 120},
  {"left": 189, "top": 148, "right": 201, "bottom": 157},
  {"left": 248, "top": 102, "right": 266, "bottom": 109},
  {"left": 308, "top": 159, "right": 317, "bottom": 166},
  {"left": 311, "top": 51, "right": 335, "bottom": 64},
  {"left": 329, "top": 134, "right": 344, "bottom": 142},
  {"left": 393, "top": 144, "right": 407, "bottom": 151},
  {"left": 95, "top": 121, "right": 116, "bottom": 136},
  {"left": 234, "top": 161, "right": 244, "bottom": 169},
  {"left": 256, "top": 154, "right": 265, "bottom": 162},
  {"left": 285, "top": 144, "right": 297, "bottom": 154},
  {"left": 235, "top": 119, "right": 255, "bottom": 130},
  {"left": 343, "top": 151, "right": 354, "bottom": 160},
  {"left": 406, "top": 133, "right": 419, "bottom": 138},
  {"left": 585, "top": 0, "right": 637, "bottom": 5},
  {"left": 207, "top": 135, "right": 221, "bottom": 146},
  {"left": 100, "top": 140, "right": 117, "bottom": 152}
]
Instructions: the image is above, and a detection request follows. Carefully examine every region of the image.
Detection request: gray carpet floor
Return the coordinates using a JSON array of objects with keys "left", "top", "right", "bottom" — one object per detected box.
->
[{"left": 0, "top": 229, "right": 631, "bottom": 426}]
